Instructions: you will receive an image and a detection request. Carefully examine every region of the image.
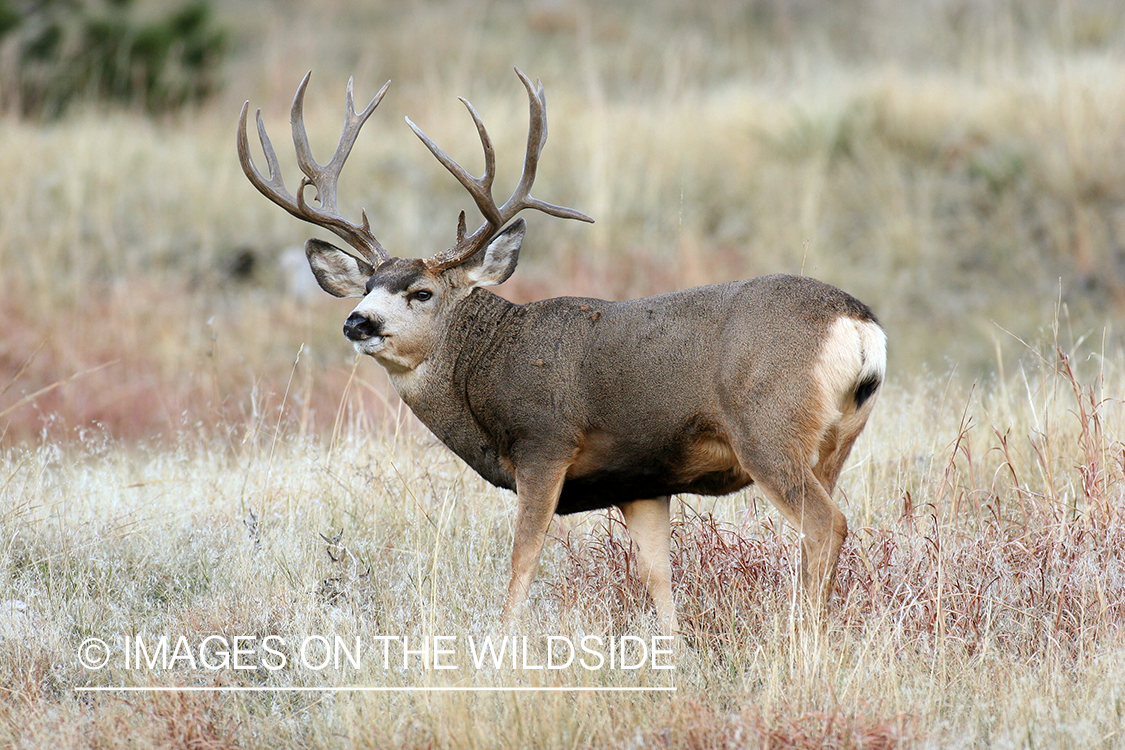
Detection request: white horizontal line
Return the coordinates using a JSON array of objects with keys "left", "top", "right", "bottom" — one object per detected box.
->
[{"left": 75, "top": 686, "right": 676, "bottom": 693}]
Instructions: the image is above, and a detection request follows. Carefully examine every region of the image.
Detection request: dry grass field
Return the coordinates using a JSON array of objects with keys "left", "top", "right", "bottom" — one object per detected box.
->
[
  {"left": 2, "top": 0, "right": 1125, "bottom": 747},
  {"left": 1, "top": 340, "right": 1123, "bottom": 747}
]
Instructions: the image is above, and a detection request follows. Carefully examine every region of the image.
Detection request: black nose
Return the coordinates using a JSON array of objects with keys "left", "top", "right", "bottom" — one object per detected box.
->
[{"left": 343, "top": 312, "right": 381, "bottom": 341}]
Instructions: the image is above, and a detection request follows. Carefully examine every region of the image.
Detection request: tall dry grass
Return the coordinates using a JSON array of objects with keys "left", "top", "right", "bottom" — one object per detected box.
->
[{"left": 1, "top": 331, "right": 1123, "bottom": 748}]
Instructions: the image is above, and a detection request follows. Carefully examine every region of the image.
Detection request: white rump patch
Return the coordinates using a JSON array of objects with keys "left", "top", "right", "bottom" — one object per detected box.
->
[{"left": 813, "top": 317, "right": 887, "bottom": 420}]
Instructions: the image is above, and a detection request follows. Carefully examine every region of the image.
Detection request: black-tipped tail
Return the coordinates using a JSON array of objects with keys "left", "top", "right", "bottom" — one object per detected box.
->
[{"left": 852, "top": 373, "right": 882, "bottom": 409}]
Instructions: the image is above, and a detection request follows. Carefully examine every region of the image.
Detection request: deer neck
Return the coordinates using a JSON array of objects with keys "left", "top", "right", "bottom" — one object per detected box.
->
[{"left": 386, "top": 288, "right": 519, "bottom": 489}]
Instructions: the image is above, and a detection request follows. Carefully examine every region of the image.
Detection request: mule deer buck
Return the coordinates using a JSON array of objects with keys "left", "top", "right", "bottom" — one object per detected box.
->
[{"left": 238, "top": 70, "right": 885, "bottom": 633}]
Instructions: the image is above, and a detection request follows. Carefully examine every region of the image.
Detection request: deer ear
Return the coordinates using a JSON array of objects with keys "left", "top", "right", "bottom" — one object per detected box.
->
[
  {"left": 462, "top": 219, "right": 524, "bottom": 288},
  {"left": 305, "top": 238, "right": 374, "bottom": 298}
]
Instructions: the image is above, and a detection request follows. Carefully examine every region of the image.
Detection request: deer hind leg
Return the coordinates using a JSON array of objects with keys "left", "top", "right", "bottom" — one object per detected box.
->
[
  {"left": 619, "top": 496, "right": 678, "bottom": 636},
  {"left": 502, "top": 463, "right": 568, "bottom": 627},
  {"left": 771, "top": 468, "right": 846, "bottom": 609},
  {"left": 742, "top": 450, "right": 847, "bottom": 609}
]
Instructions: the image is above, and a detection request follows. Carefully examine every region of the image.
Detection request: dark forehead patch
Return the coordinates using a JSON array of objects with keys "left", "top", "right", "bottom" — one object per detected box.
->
[{"left": 366, "top": 258, "right": 428, "bottom": 295}]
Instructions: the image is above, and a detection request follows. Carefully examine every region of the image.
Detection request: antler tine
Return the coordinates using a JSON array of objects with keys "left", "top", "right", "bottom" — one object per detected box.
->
[
  {"left": 289, "top": 73, "right": 318, "bottom": 188},
  {"left": 456, "top": 210, "right": 467, "bottom": 243},
  {"left": 504, "top": 68, "right": 593, "bottom": 224},
  {"left": 417, "top": 69, "right": 593, "bottom": 271},
  {"left": 506, "top": 69, "right": 545, "bottom": 212},
  {"left": 237, "top": 72, "right": 391, "bottom": 267},
  {"left": 458, "top": 97, "right": 499, "bottom": 215},
  {"left": 463, "top": 99, "right": 498, "bottom": 195},
  {"left": 238, "top": 102, "right": 296, "bottom": 209}
]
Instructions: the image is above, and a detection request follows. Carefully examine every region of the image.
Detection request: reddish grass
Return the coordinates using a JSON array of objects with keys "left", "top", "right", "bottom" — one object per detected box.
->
[
  {"left": 636, "top": 699, "right": 910, "bottom": 750},
  {"left": 556, "top": 496, "right": 1124, "bottom": 655},
  {"left": 0, "top": 277, "right": 401, "bottom": 446}
]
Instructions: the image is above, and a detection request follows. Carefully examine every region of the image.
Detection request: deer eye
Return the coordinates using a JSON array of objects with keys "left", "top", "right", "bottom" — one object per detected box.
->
[{"left": 407, "top": 289, "right": 433, "bottom": 303}]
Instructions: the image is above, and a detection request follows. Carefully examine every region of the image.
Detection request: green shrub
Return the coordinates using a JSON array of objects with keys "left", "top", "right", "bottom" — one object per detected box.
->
[{"left": 0, "top": 0, "right": 227, "bottom": 117}]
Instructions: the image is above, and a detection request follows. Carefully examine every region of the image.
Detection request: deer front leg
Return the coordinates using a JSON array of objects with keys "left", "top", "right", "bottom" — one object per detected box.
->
[
  {"left": 619, "top": 496, "right": 678, "bottom": 636},
  {"left": 501, "top": 463, "right": 568, "bottom": 626}
]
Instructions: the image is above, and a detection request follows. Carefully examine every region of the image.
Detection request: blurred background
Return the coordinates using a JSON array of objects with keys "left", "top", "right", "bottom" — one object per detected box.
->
[{"left": 1, "top": 0, "right": 1123, "bottom": 444}]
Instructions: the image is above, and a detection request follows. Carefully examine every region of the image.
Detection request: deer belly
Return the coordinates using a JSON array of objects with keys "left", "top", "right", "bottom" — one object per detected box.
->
[{"left": 556, "top": 433, "right": 753, "bottom": 514}]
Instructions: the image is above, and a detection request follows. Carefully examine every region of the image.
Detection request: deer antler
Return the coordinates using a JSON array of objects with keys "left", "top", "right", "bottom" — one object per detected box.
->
[
  {"left": 406, "top": 68, "right": 593, "bottom": 271},
  {"left": 237, "top": 72, "right": 392, "bottom": 269}
]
